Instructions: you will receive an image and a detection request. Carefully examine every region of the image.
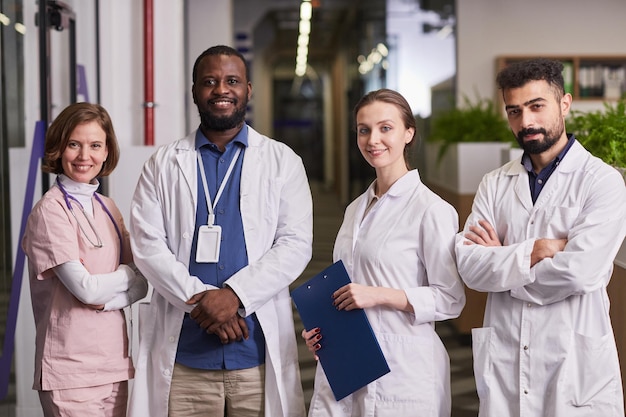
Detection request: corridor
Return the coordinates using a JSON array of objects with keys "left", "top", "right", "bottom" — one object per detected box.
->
[{"left": 291, "top": 182, "right": 480, "bottom": 416}]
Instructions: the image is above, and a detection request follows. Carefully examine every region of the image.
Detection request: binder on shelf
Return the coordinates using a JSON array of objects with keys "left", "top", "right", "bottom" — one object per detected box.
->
[
  {"left": 291, "top": 260, "right": 390, "bottom": 401},
  {"left": 562, "top": 61, "right": 573, "bottom": 95}
]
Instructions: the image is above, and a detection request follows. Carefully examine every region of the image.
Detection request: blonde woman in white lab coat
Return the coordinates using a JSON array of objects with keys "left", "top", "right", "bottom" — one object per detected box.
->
[{"left": 303, "top": 89, "right": 466, "bottom": 417}]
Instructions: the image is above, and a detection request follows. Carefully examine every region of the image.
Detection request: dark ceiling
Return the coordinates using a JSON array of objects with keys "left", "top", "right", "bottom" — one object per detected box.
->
[
  {"left": 257, "top": 0, "right": 454, "bottom": 72},
  {"left": 260, "top": 0, "right": 387, "bottom": 70}
]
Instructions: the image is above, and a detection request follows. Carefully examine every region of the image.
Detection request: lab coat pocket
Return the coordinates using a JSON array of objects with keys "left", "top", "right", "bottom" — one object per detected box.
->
[
  {"left": 375, "top": 332, "right": 436, "bottom": 415},
  {"left": 471, "top": 327, "right": 493, "bottom": 401},
  {"left": 561, "top": 331, "right": 621, "bottom": 412},
  {"left": 50, "top": 314, "right": 100, "bottom": 371}
]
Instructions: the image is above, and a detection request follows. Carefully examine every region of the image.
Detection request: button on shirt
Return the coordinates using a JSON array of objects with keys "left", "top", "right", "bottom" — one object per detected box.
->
[
  {"left": 176, "top": 126, "right": 265, "bottom": 370},
  {"left": 522, "top": 134, "right": 576, "bottom": 204}
]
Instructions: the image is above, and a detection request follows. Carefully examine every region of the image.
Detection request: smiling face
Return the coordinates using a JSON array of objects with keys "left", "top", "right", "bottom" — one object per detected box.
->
[
  {"left": 61, "top": 121, "right": 108, "bottom": 184},
  {"left": 356, "top": 100, "right": 414, "bottom": 177},
  {"left": 192, "top": 53, "right": 252, "bottom": 134},
  {"left": 503, "top": 79, "right": 571, "bottom": 155}
]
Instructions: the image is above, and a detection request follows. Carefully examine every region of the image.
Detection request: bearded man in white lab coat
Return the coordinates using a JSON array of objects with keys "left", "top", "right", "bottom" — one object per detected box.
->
[
  {"left": 127, "top": 45, "right": 312, "bottom": 417},
  {"left": 455, "top": 58, "right": 626, "bottom": 416}
]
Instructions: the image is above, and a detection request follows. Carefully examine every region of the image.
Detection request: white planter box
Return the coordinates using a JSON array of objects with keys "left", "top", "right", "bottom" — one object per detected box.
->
[
  {"left": 425, "top": 142, "right": 513, "bottom": 194},
  {"left": 502, "top": 147, "right": 524, "bottom": 165}
]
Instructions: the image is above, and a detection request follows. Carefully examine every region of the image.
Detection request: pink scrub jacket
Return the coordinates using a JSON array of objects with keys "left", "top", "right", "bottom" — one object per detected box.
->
[{"left": 22, "top": 186, "right": 134, "bottom": 391}]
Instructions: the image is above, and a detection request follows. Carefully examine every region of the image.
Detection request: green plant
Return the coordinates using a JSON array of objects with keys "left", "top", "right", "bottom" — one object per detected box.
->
[
  {"left": 567, "top": 99, "right": 626, "bottom": 168},
  {"left": 428, "top": 95, "right": 513, "bottom": 163}
]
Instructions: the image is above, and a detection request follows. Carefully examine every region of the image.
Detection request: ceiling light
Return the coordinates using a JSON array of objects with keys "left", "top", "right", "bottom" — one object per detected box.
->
[
  {"left": 300, "top": 2, "right": 312, "bottom": 21},
  {"left": 298, "top": 33, "right": 309, "bottom": 46},
  {"left": 356, "top": 42, "right": 389, "bottom": 75},
  {"left": 294, "top": 0, "right": 312, "bottom": 78},
  {"left": 298, "top": 19, "right": 310, "bottom": 35},
  {"left": 14, "top": 22, "right": 26, "bottom": 34},
  {"left": 376, "top": 43, "right": 388, "bottom": 57},
  {"left": 0, "top": 13, "right": 10, "bottom": 26}
]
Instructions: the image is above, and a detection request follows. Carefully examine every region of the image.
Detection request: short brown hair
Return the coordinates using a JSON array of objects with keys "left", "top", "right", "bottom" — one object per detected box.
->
[{"left": 42, "top": 102, "right": 120, "bottom": 177}]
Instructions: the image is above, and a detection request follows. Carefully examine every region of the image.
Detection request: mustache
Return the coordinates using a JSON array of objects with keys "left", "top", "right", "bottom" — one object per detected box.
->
[
  {"left": 517, "top": 127, "right": 546, "bottom": 141},
  {"left": 207, "top": 97, "right": 236, "bottom": 105}
]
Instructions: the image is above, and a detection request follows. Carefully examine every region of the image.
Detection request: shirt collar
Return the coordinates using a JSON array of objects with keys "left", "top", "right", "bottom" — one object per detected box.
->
[
  {"left": 194, "top": 124, "right": 249, "bottom": 151},
  {"left": 521, "top": 133, "right": 576, "bottom": 173}
]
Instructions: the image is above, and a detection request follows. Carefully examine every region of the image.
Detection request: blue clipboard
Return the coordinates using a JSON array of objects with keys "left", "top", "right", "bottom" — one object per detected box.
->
[{"left": 291, "top": 260, "right": 390, "bottom": 401}]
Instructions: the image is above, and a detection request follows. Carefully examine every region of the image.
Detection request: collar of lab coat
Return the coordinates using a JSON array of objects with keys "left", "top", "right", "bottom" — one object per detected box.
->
[
  {"left": 365, "top": 169, "right": 422, "bottom": 200},
  {"left": 503, "top": 139, "right": 585, "bottom": 178}
]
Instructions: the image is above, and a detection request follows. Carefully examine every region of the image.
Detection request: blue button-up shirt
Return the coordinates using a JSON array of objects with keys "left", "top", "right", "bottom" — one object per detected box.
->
[
  {"left": 176, "top": 125, "right": 265, "bottom": 370},
  {"left": 522, "top": 134, "right": 576, "bottom": 204}
]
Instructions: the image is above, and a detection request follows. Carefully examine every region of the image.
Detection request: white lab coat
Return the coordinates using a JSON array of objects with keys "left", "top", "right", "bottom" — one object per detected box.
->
[
  {"left": 308, "top": 170, "right": 466, "bottom": 417},
  {"left": 455, "top": 140, "right": 626, "bottom": 417},
  {"left": 127, "top": 126, "right": 312, "bottom": 417}
]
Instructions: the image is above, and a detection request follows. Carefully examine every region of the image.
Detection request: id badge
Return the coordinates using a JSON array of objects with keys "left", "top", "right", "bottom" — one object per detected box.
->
[{"left": 195, "top": 225, "right": 222, "bottom": 263}]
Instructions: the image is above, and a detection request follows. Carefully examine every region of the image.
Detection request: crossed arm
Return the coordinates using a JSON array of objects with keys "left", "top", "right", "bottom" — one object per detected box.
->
[
  {"left": 54, "top": 261, "right": 148, "bottom": 311},
  {"left": 464, "top": 219, "right": 567, "bottom": 267}
]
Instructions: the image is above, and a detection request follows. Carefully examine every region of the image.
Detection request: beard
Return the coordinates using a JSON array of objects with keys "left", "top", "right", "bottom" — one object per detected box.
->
[
  {"left": 198, "top": 98, "right": 248, "bottom": 131},
  {"left": 516, "top": 124, "right": 564, "bottom": 154}
]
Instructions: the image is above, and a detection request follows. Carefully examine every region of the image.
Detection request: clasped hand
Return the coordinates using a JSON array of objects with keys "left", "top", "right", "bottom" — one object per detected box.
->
[{"left": 186, "top": 288, "right": 249, "bottom": 344}]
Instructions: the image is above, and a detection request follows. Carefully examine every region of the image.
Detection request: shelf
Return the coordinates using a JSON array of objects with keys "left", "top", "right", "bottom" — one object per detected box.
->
[{"left": 496, "top": 55, "right": 626, "bottom": 102}]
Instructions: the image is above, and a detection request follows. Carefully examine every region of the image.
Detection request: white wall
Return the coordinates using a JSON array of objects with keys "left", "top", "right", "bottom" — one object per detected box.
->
[
  {"left": 456, "top": 0, "right": 626, "bottom": 112},
  {"left": 97, "top": 0, "right": 187, "bottom": 150}
]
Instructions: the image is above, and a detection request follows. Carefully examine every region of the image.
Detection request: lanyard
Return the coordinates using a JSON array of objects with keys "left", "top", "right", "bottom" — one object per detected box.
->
[{"left": 196, "top": 146, "right": 242, "bottom": 226}]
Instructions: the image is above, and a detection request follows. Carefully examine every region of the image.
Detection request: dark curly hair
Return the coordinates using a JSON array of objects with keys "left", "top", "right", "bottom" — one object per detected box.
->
[{"left": 496, "top": 58, "right": 565, "bottom": 101}]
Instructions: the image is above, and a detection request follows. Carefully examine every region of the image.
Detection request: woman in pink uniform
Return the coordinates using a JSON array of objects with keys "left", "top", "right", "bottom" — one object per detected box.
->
[{"left": 22, "top": 102, "right": 148, "bottom": 417}]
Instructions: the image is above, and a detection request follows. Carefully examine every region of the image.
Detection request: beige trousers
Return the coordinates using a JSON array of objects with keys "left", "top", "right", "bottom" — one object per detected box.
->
[{"left": 168, "top": 362, "right": 265, "bottom": 417}]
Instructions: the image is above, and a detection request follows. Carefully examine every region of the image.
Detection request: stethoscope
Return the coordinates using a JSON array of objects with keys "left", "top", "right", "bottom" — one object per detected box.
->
[{"left": 56, "top": 177, "right": 123, "bottom": 259}]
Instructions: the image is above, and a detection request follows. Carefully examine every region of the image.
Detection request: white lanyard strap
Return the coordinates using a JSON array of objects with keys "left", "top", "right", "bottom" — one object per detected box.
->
[{"left": 197, "top": 146, "right": 242, "bottom": 225}]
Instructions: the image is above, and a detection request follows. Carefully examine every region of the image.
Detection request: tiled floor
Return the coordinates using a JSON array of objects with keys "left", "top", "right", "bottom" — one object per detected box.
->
[{"left": 293, "top": 182, "right": 479, "bottom": 416}]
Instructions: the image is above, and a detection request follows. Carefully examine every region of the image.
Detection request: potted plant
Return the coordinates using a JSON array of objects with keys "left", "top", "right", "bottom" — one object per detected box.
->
[
  {"left": 567, "top": 98, "right": 626, "bottom": 269},
  {"left": 429, "top": 94, "right": 514, "bottom": 161},
  {"left": 567, "top": 98, "right": 626, "bottom": 179},
  {"left": 424, "top": 94, "right": 516, "bottom": 194}
]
